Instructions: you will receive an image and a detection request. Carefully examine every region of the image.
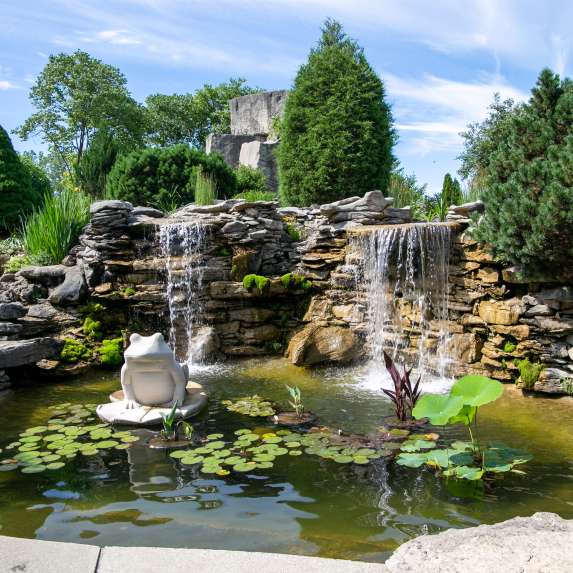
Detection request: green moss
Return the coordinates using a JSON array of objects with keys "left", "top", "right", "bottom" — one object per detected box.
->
[
  {"left": 98, "top": 338, "right": 123, "bottom": 367},
  {"left": 517, "top": 359, "right": 543, "bottom": 390},
  {"left": 216, "top": 246, "right": 231, "bottom": 257},
  {"left": 280, "top": 273, "right": 312, "bottom": 290},
  {"left": 4, "top": 255, "right": 32, "bottom": 273},
  {"left": 242, "top": 274, "right": 270, "bottom": 293},
  {"left": 122, "top": 287, "right": 136, "bottom": 297},
  {"left": 503, "top": 341, "right": 517, "bottom": 353},
  {"left": 60, "top": 339, "right": 92, "bottom": 363},
  {"left": 83, "top": 316, "right": 103, "bottom": 341},
  {"left": 79, "top": 303, "right": 104, "bottom": 317}
]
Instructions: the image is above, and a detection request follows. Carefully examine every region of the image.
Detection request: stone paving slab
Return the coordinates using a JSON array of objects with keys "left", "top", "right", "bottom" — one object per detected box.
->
[
  {"left": 97, "top": 546, "right": 389, "bottom": 573},
  {"left": 0, "top": 536, "right": 100, "bottom": 573}
]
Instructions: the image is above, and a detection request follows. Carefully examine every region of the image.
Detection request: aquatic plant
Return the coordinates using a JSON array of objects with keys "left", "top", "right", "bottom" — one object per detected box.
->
[
  {"left": 0, "top": 402, "right": 138, "bottom": 474},
  {"left": 285, "top": 385, "right": 304, "bottom": 419},
  {"left": 503, "top": 341, "right": 517, "bottom": 353},
  {"left": 397, "top": 375, "right": 532, "bottom": 481},
  {"left": 517, "top": 359, "right": 543, "bottom": 390},
  {"left": 195, "top": 165, "right": 217, "bottom": 206},
  {"left": 382, "top": 351, "right": 421, "bottom": 421},
  {"left": 242, "top": 274, "right": 270, "bottom": 293},
  {"left": 221, "top": 395, "right": 276, "bottom": 417},
  {"left": 159, "top": 403, "right": 179, "bottom": 441},
  {"left": 169, "top": 428, "right": 384, "bottom": 476},
  {"left": 60, "top": 338, "right": 92, "bottom": 363}
]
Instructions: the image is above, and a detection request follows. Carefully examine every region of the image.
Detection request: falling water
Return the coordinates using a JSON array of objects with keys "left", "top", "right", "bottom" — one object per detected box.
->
[
  {"left": 352, "top": 223, "right": 452, "bottom": 389},
  {"left": 158, "top": 222, "right": 208, "bottom": 365}
]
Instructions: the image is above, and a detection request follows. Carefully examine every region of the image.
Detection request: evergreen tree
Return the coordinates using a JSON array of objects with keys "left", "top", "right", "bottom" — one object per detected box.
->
[
  {"left": 76, "top": 125, "right": 127, "bottom": 198},
  {"left": 278, "top": 19, "right": 395, "bottom": 206},
  {"left": 462, "top": 68, "right": 573, "bottom": 272},
  {"left": 0, "top": 125, "right": 43, "bottom": 232},
  {"left": 441, "top": 173, "right": 463, "bottom": 207}
]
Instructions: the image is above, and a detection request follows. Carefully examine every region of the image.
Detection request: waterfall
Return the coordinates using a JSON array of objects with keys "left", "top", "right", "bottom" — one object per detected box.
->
[
  {"left": 352, "top": 223, "right": 452, "bottom": 388},
  {"left": 158, "top": 222, "right": 208, "bottom": 365}
]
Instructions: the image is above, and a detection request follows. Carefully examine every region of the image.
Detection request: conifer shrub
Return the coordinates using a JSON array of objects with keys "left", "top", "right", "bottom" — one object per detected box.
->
[
  {"left": 278, "top": 19, "right": 395, "bottom": 207},
  {"left": 461, "top": 69, "right": 573, "bottom": 272},
  {"left": 0, "top": 125, "right": 43, "bottom": 232},
  {"left": 105, "top": 145, "right": 235, "bottom": 208}
]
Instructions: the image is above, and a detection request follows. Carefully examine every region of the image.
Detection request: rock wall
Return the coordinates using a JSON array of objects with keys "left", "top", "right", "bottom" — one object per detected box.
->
[{"left": 1, "top": 191, "right": 572, "bottom": 396}]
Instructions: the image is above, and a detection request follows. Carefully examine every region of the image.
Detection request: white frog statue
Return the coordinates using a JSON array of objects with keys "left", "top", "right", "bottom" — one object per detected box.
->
[{"left": 121, "top": 333, "right": 188, "bottom": 409}]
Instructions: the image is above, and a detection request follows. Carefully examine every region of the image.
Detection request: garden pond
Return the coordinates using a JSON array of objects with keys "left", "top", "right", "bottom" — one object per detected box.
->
[{"left": 0, "top": 358, "right": 572, "bottom": 562}]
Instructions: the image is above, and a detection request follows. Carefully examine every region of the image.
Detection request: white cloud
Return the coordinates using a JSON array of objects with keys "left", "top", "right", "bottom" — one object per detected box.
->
[
  {"left": 0, "top": 81, "right": 17, "bottom": 90},
  {"left": 88, "top": 30, "right": 142, "bottom": 46},
  {"left": 385, "top": 72, "right": 528, "bottom": 155}
]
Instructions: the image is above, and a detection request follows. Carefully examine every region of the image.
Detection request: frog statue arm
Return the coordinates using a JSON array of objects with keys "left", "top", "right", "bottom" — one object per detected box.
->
[
  {"left": 121, "top": 361, "right": 139, "bottom": 409},
  {"left": 170, "top": 358, "right": 188, "bottom": 408}
]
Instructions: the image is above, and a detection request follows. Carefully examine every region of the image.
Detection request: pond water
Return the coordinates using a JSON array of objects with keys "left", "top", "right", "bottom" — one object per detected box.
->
[{"left": 0, "top": 359, "right": 572, "bottom": 562}]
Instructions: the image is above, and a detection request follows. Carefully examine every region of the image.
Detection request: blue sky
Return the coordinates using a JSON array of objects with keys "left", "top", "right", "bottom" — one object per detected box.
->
[{"left": 1, "top": 0, "right": 571, "bottom": 194}]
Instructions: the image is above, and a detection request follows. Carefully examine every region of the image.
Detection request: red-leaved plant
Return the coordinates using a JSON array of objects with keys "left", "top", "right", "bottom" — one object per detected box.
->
[{"left": 382, "top": 350, "right": 422, "bottom": 421}]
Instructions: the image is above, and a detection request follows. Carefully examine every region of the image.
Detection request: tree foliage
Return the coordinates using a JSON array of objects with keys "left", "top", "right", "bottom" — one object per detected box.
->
[
  {"left": 441, "top": 173, "right": 463, "bottom": 207},
  {"left": 460, "top": 69, "right": 573, "bottom": 272},
  {"left": 105, "top": 145, "right": 236, "bottom": 209},
  {"left": 15, "top": 50, "right": 144, "bottom": 172},
  {"left": 0, "top": 125, "right": 44, "bottom": 232},
  {"left": 145, "top": 79, "right": 259, "bottom": 148},
  {"left": 277, "top": 19, "right": 395, "bottom": 206}
]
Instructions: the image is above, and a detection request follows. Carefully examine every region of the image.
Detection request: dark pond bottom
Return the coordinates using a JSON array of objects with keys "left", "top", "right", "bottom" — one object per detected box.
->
[{"left": 0, "top": 358, "right": 572, "bottom": 562}]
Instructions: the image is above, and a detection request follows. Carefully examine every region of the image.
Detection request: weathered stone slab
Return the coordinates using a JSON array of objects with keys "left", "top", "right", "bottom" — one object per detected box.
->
[
  {"left": 230, "top": 90, "right": 288, "bottom": 135},
  {"left": 478, "top": 298, "right": 525, "bottom": 325},
  {"left": 0, "top": 301, "right": 27, "bottom": 320},
  {"left": 90, "top": 200, "right": 133, "bottom": 214},
  {"left": 49, "top": 266, "right": 87, "bottom": 305},
  {"left": 0, "top": 337, "right": 60, "bottom": 369},
  {"left": 385, "top": 512, "right": 573, "bottom": 573},
  {"left": 0, "top": 535, "right": 100, "bottom": 573},
  {"left": 18, "top": 264, "right": 66, "bottom": 285}
]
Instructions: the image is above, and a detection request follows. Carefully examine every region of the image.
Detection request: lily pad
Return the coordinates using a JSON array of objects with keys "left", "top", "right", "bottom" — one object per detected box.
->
[
  {"left": 333, "top": 455, "right": 353, "bottom": 464},
  {"left": 21, "top": 465, "right": 46, "bottom": 474},
  {"left": 288, "top": 450, "right": 302, "bottom": 456},
  {"left": 46, "top": 462, "right": 66, "bottom": 470},
  {"left": 451, "top": 375, "right": 503, "bottom": 407},
  {"left": 412, "top": 394, "right": 465, "bottom": 426},
  {"left": 207, "top": 433, "right": 224, "bottom": 440},
  {"left": 96, "top": 440, "right": 119, "bottom": 449},
  {"left": 233, "top": 462, "right": 257, "bottom": 472}
]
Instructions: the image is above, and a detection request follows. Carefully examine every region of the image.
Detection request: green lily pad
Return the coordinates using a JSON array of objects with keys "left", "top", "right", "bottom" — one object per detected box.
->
[
  {"left": 216, "top": 469, "right": 230, "bottom": 476},
  {"left": 256, "top": 461, "right": 274, "bottom": 469},
  {"left": 0, "top": 464, "right": 18, "bottom": 472},
  {"left": 451, "top": 375, "right": 504, "bottom": 407},
  {"left": 263, "top": 437, "right": 282, "bottom": 444},
  {"left": 114, "top": 444, "right": 130, "bottom": 450},
  {"left": 400, "top": 440, "right": 437, "bottom": 453},
  {"left": 396, "top": 452, "right": 429, "bottom": 468},
  {"left": 253, "top": 454, "right": 275, "bottom": 462},
  {"left": 19, "top": 435, "right": 42, "bottom": 443},
  {"left": 207, "top": 433, "right": 224, "bottom": 440},
  {"left": 201, "top": 465, "right": 222, "bottom": 474},
  {"left": 233, "top": 462, "right": 257, "bottom": 472},
  {"left": 288, "top": 450, "right": 302, "bottom": 456},
  {"left": 454, "top": 465, "right": 484, "bottom": 480},
  {"left": 353, "top": 456, "right": 370, "bottom": 465},
  {"left": 333, "top": 455, "right": 354, "bottom": 464},
  {"left": 207, "top": 441, "right": 225, "bottom": 450},
  {"left": 21, "top": 465, "right": 46, "bottom": 474},
  {"left": 95, "top": 440, "right": 119, "bottom": 449},
  {"left": 412, "top": 394, "right": 465, "bottom": 426},
  {"left": 223, "top": 456, "right": 244, "bottom": 465},
  {"left": 46, "top": 462, "right": 66, "bottom": 470},
  {"left": 41, "top": 454, "right": 62, "bottom": 463},
  {"left": 24, "top": 426, "right": 48, "bottom": 435},
  {"left": 169, "top": 450, "right": 190, "bottom": 459},
  {"left": 181, "top": 456, "right": 205, "bottom": 465}
]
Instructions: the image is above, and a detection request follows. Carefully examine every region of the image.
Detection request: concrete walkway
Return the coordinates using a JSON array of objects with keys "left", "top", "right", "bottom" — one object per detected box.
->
[{"left": 0, "top": 536, "right": 388, "bottom": 573}]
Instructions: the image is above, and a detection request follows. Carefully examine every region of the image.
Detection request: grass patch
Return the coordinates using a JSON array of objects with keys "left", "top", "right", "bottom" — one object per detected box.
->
[{"left": 195, "top": 166, "right": 217, "bottom": 206}]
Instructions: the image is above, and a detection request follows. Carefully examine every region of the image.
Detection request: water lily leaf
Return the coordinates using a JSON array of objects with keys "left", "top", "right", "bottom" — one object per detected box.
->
[
  {"left": 253, "top": 454, "right": 275, "bottom": 462},
  {"left": 19, "top": 435, "right": 42, "bottom": 443},
  {"left": 43, "top": 434, "right": 67, "bottom": 442},
  {"left": 207, "top": 441, "right": 225, "bottom": 450},
  {"left": 354, "top": 448, "right": 377, "bottom": 456},
  {"left": 21, "top": 465, "right": 46, "bottom": 474},
  {"left": 396, "top": 452, "right": 429, "bottom": 468},
  {"left": 181, "top": 456, "right": 204, "bottom": 465},
  {"left": 288, "top": 450, "right": 302, "bottom": 456},
  {"left": 400, "top": 440, "right": 437, "bottom": 453},
  {"left": 0, "top": 464, "right": 18, "bottom": 472},
  {"left": 41, "top": 454, "right": 62, "bottom": 463},
  {"left": 216, "top": 469, "right": 230, "bottom": 476},
  {"left": 5, "top": 442, "right": 21, "bottom": 449},
  {"left": 451, "top": 375, "right": 503, "bottom": 407},
  {"left": 233, "top": 462, "right": 257, "bottom": 472},
  {"left": 46, "top": 462, "right": 66, "bottom": 470},
  {"left": 451, "top": 441, "right": 473, "bottom": 451},
  {"left": 201, "top": 465, "right": 222, "bottom": 474},
  {"left": 333, "top": 455, "right": 353, "bottom": 464},
  {"left": 262, "top": 433, "right": 277, "bottom": 439},
  {"left": 256, "top": 461, "right": 273, "bottom": 469},
  {"left": 234, "top": 429, "right": 252, "bottom": 436},
  {"left": 207, "top": 433, "right": 224, "bottom": 440},
  {"left": 353, "top": 456, "right": 370, "bottom": 465},
  {"left": 425, "top": 449, "right": 474, "bottom": 469},
  {"left": 448, "top": 405, "right": 477, "bottom": 426},
  {"left": 194, "top": 447, "right": 213, "bottom": 455},
  {"left": 412, "top": 394, "right": 465, "bottom": 425},
  {"left": 24, "top": 426, "right": 48, "bottom": 435},
  {"left": 454, "top": 466, "right": 484, "bottom": 480},
  {"left": 263, "top": 437, "right": 282, "bottom": 444},
  {"left": 223, "top": 456, "right": 244, "bottom": 465},
  {"left": 388, "top": 428, "right": 410, "bottom": 438},
  {"left": 114, "top": 444, "right": 130, "bottom": 450},
  {"left": 80, "top": 448, "right": 100, "bottom": 456},
  {"left": 96, "top": 440, "right": 119, "bottom": 449}
]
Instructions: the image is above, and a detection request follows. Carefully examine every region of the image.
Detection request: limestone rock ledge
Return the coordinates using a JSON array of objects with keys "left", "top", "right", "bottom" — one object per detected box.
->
[{"left": 385, "top": 512, "right": 573, "bottom": 573}]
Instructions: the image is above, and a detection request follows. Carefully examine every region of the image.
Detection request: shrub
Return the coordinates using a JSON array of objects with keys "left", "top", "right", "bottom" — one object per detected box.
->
[
  {"left": 60, "top": 338, "right": 92, "bottom": 363},
  {"left": 4, "top": 254, "right": 32, "bottom": 273},
  {"left": 278, "top": 19, "right": 395, "bottom": 207},
  {"left": 441, "top": 173, "right": 463, "bottom": 207},
  {"left": 21, "top": 187, "right": 90, "bottom": 265},
  {"left": 243, "top": 274, "right": 270, "bottom": 292},
  {"left": 461, "top": 69, "right": 573, "bottom": 272},
  {"left": 387, "top": 169, "right": 427, "bottom": 219},
  {"left": 105, "top": 145, "right": 235, "bottom": 208},
  {"left": 280, "top": 273, "right": 312, "bottom": 290},
  {"left": 517, "top": 359, "right": 543, "bottom": 389},
  {"left": 0, "top": 125, "right": 43, "bottom": 232},
  {"left": 234, "top": 165, "right": 270, "bottom": 196},
  {"left": 195, "top": 165, "right": 217, "bottom": 206},
  {"left": 98, "top": 338, "right": 123, "bottom": 367},
  {"left": 19, "top": 154, "right": 51, "bottom": 200},
  {"left": 285, "top": 223, "right": 301, "bottom": 241}
]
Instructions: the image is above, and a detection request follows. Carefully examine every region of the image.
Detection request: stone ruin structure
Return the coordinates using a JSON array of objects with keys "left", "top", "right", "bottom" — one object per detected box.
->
[
  {"left": 205, "top": 90, "right": 288, "bottom": 192},
  {"left": 0, "top": 192, "right": 573, "bottom": 397}
]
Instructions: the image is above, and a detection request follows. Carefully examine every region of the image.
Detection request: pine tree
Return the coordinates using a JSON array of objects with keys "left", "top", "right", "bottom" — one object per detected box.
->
[
  {"left": 277, "top": 19, "right": 395, "bottom": 206},
  {"left": 0, "top": 125, "right": 43, "bottom": 232},
  {"left": 465, "top": 68, "right": 573, "bottom": 273}
]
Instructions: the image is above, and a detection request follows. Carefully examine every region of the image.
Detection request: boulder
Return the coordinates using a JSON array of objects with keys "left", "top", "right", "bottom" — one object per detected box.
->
[
  {"left": 0, "top": 337, "right": 60, "bottom": 369},
  {"left": 287, "top": 324, "right": 361, "bottom": 365},
  {"left": 17, "top": 265, "right": 66, "bottom": 286},
  {"left": 48, "top": 266, "right": 87, "bottom": 305},
  {"left": 131, "top": 206, "right": 164, "bottom": 218},
  {"left": 188, "top": 326, "right": 220, "bottom": 362},
  {"left": 534, "top": 368, "right": 573, "bottom": 394},
  {"left": 385, "top": 512, "right": 573, "bottom": 573},
  {"left": 476, "top": 267, "right": 499, "bottom": 284},
  {"left": 534, "top": 316, "right": 573, "bottom": 335},
  {"left": 478, "top": 298, "right": 525, "bottom": 325},
  {"left": 536, "top": 286, "right": 573, "bottom": 311},
  {"left": 90, "top": 200, "right": 133, "bottom": 214},
  {"left": 0, "top": 302, "right": 27, "bottom": 320},
  {"left": 230, "top": 90, "right": 288, "bottom": 136},
  {"left": 447, "top": 332, "right": 483, "bottom": 363}
]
